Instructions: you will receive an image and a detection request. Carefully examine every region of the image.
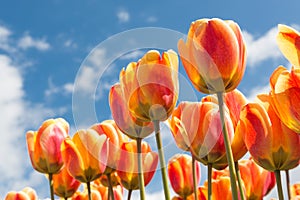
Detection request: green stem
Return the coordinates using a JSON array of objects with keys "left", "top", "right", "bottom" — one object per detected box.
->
[
  {"left": 207, "top": 163, "right": 212, "bottom": 200},
  {"left": 216, "top": 92, "right": 238, "bottom": 200},
  {"left": 136, "top": 138, "right": 146, "bottom": 200},
  {"left": 275, "top": 170, "right": 284, "bottom": 200},
  {"left": 154, "top": 120, "right": 171, "bottom": 200},
  {"left": 235, "top": 161, "right": 245, "bottom": 200},
  {"left": 65, "top": 198, "right": 68, "bottom": 200},
  {"left": 127, "top": 189, "right": 133, "bottom": 200},
  {"left": 107, "top": 173, "right": 115, "bottom": 200},
  {"left": 87, "top": 182, "right": 91, "bottom": 200},
  {"left": 286, "top": 170, "right": 291, "bottom": 200},
  {"left": 48, "top": 173, "right": 55, "bottom": 200},
  {"left": 192, "top": 156, "right": 199, "bottom": 200}
]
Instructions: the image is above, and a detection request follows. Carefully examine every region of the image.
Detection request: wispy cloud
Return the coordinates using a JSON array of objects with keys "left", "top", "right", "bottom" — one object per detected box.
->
[
  {"left": 18, "top": 34, "right": 50, "bottom": 51},
  {"left": 120, "top": 50, "right": 145, "bottom": 60},
  {"left": 243, "top": 27, "right": 282, "bottom": 67},
  {"left": 146, "top": 16, "right": 157, "bottom": 23},
  {"left": 117, "top": 10, "right": 130, "bottom": 23}
]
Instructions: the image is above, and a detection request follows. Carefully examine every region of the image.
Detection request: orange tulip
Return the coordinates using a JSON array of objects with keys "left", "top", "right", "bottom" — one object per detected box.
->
[
  {"left": 26, "top": 118, "right": 69, "bottom": 174},
  {"left": 169, "top": 100, "right": 234, "bottom": 165},
  {"left": 71, "top": 189, "right": 102, "bottom": 200},
  {"left": 168, "top": 154, "right": 200, "bottom": 198},
  {"left": 240, "top": 94, "right": 300, "bottom": 171},
  {"left": 109, "top": 84, "right": 154, "bottom": 139},
  {"left": 277, "top": 24, "right": 300, "bottom": 67},
  {"left": 5, "top": 187, "right": 38, "bottom": 200},
  {"left": 178, "top": 18, "right": 246, "bottom": 94},
  {"left": 93, "top": 180, "right": 123, "bottom": 200},
  {"left": 291, "top": 183, "right": 300, "bottom": 199},
  {"left": 96, "top": 172, "right": 120, "bottom": 187},
  {"left": 61, "top": 129, "right": 109, "bottom": 183},
  {"left": 202, "top": 90, "right": 248, "bottom": 169},
  {"left": 119, "top": 49, "right": 179, "bottom": 122},
  {"left": 239, "top": 158, "right": 276, "bottom": 200},
  {"left": 270, "top": 66, "right": 300, "bottom": 133},
  {"left": 90, "top": 120, "right": 129, "bottom": 174},
  {"left": 52, "top": 166, "right": 81, "bottom": 198},
  {"left": 204, "top": 176, "right": 234, "bottom": 200},
  {"left": 116, "top": 140, "right": 158, "bottom": 190}
]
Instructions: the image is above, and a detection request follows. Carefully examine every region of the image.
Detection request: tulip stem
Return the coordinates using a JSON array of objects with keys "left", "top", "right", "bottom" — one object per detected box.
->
[
  {"left": 154, "top": 120, "right": 171, "bottom": 200},
  {"left": 192, "top": 156, "right": 199, "bottom": 200},
  {"left": 87, "top": 181, "right": 91, "bottom": 200},
  {"left": 216, "top": 92, "right": 238, "bottom": 200},
  {"left": 275, "top": 170, "right": 284, "bottom": 200},
  {"left": 48, "top": 173, "right": 55, "bottom": 200},
  {"left": 286, "top": 170, "right": 291, "bottom": 200},
  {"left": 235, "top": 161, "right": 245, "bottom": 200},
  {"left": 208, "top": 163, "right": 212, "bottom": 200},
  {"left": 127, "top": 189, "right": 133, "bottom": 200},
  {"left": 136, "top": 138, "right": 146, "bottom": 200},
  {"left": 107, "top": 173, "right": 115, "bottom": 200}
]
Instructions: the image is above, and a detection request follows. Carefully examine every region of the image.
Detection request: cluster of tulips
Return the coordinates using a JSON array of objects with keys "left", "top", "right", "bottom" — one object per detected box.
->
[{"left": 5, "top": 18, "right": 300, "bottom": 200}]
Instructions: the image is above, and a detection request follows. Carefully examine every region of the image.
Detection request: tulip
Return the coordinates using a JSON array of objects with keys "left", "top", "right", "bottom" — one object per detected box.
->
[
  {"left": 178, "top": 18, "right": 246, "bottom": 94},
  {"left": 118, "top": 49, "right": 179, "bottom": 199},
  {"left": 26, "top": 118, "right": 69, "bottom": 200},
  {"left": 71, "top": 189, "right": 102, "bottom": 200},
  {"left": 277, "top": 24, "right": 300, "bottom": 67},
  {"left": 240, "top": 94, "right": 300, "bottom": 200},
  {"left": 109, "top": 84, "right": 154, "bottom": 139},
  {"left": 239, "top": 158, "right": 276, "bottom": 200},
  {"left": 61, "top": 129, "right": 108, "bottom": 183},
  {"left": 61, "top": 129, "right": 109, "bottom": 200},
  {"left": 202, "top": 176, "right": 234, "bottom": 200},
  {"left": 5, "top": 187, "right": 38, "bottom": 200},
  {"left": 90, "top": 120, "right": 128, "bottom": 174},
  {"left": 270, "top": 66, "right": 300, "bottom": 133},
  {"left": 117, "top": 140, "right": 158, "bottom": 190},
  {"left": 241, "top": 94, "right": 300, "bottom": 171},
  {"left": 201, "top": 90, "right": 248, "bottom": 168},
  {"left": 52, "top": 166, "right": 81, "bottom": 198},
  {"left": 168, "top": 154, "right": 200, "bottom": 198},
  {"left": 93, "top": 180, "right": 123, "bottom": 200},
  {"left": 119, "top": 49, "right": 179, "bottom": 122},
  {"left": 170, "top": 101, "right": 234, "bottom": 165},
  {"left": 26, "top": 118, "right": 69, "bottom": 174},
  {"left": 291, "top": 183, "right": 300, "bottom": 199}
]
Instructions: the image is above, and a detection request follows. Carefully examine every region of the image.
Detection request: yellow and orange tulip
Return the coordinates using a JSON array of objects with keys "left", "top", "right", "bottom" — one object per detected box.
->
[
  {"left": 291, "top": 183, "right": 300, "bottom": 199},
  {"left": 178, "top": 18, "right": 246, "bottom": 94},
  {"left": 168, "top": 154, "right": 200, "bottom": 198},
  {"left": 119, "top": 49, "right": 179, "bottom": 122},
  {"left": 240, "top": 94, "right": 300, "bottom": 171},
  {"left": 71, "top": 189, "right": 102, "bottom": 200},
  {"left": 61, "top": 129, "right": 109, "bottom": 183},
  {"left": 109, "top": 84, "right": 154, "bottom": 139},
  {"left": 270, "top": 66, "right": 300, "bottom": 133},
  {"left": 169, "top": 100, "right": 234, "bottom": 165},
  {"left": 93, "top": 180, "right": 123, "bottom": 200},
  {"left": 202, "top": 90, "right": 248, "bottom": 169},
  {"left": 26, "top": 118, "right": 69, "bottom": 174},
  {"left": 277, "top": 24, "right": 300, "bottom": 67},
  {"left": 90, "top": 120, "right": 129, "bottom": 174},
  {"left": 5, "top": 187, "right": 38, "bottom": 200},
  {"left": 52, "top": 166, "right": 81, "bottom": 198},
  {"left": 116, "top": 140, "right": 158, "bottom": 190},
  {"left": 239, "top": 158, "right": 275, "bottom": 200}
]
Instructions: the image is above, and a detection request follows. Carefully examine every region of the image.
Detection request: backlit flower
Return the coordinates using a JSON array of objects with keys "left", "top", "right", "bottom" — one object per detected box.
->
[
  {"left": 26, "top": 118, "right": 69, "bottom": 174},
  {"left": 178, "top": 18, "right": 246, "bottom": 94}
]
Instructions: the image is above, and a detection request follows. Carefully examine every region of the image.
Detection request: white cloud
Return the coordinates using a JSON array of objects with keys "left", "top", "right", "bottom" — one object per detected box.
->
[
  {"left": 0, "top": 25, "right": 16, "bottom": 52},
  {"left": 117, "top": 10, "right": 130, "bottom": 23},
  {"left": 243, "top": 27, "right": 282, "bottom": 67},
  {"left": 64, "top": 39, "right": 77, "bottom": 49},
  {"left": 146, "top": 16, "right": 157, "bottom": 23},
  {"left": 120, "top": 50, "right": 145, "bottom": 60},
  {"left": 245, "top": 84, "right": 271, "bottom": 101},
  {"left": 18, "top": 34, "right": 50, "bottom": 51},
  {"left": 44, "top": 78, "right": 73, "bottom": 98}
]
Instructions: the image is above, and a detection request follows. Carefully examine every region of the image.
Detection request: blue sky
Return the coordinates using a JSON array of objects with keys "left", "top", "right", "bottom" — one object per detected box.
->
[{"left": 1, "top": 0, "right": 300, "bottom": 199}]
